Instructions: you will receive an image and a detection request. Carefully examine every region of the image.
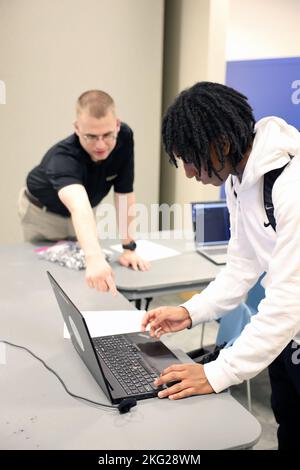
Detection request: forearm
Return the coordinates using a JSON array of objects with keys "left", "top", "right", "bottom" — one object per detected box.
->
[
  {"left": 71, "top": 206, "right": 103, "bottom": 259},
  {"left": 58, "top": 184, "right": 116, "bottom": 293},
  {"left": 58, "top": 184, "right": 102, "bottom": 259},
  {"left": 114, "top": 192, "right": 136, "bottom": 244}
]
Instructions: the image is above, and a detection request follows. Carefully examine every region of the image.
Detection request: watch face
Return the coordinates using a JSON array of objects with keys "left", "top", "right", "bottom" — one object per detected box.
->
[{"left": 123, "top": 241, "right": 137, "bottom": 251}]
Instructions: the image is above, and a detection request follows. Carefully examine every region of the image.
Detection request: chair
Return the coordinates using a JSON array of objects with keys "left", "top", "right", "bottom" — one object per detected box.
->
[
  {"left": 188, "top": 279, "right": 266, "bottom": 411},
  {"left": 215, "top": 303, "right": 253, "bottom": 412},
  {"left": 187, "top": 303, "right": 253, "bottom": 366},
  {"left": 246, "top": 274, "right": 265, "bottom": 314},
  {"left": 216, "top": 303, "right": 252, "bottom": 346},
  {"left": 215, "top": 279, "right": 265, "bottom": 412},
  {"left": 189, "top": 300, "right": 259, "bottom": 411}
]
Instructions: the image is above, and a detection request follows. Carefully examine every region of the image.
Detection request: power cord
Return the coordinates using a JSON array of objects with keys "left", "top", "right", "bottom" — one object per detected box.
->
[{"left": 0, "top": 340, "right": 136, "bottom": 414}]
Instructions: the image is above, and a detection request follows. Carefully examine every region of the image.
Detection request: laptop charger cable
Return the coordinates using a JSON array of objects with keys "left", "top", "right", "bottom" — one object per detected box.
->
[{"left": 0, "top": 340, "right": 137, "bottom": 414}]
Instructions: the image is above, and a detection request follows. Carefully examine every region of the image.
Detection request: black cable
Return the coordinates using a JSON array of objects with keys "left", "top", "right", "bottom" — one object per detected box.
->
[{"left": 0, "top": 340, "right": 136, "bottom": 413}]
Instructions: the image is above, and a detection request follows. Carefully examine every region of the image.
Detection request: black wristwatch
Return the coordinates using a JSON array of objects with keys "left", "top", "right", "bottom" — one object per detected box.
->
[{"left": 122, "top": 240, "right": 137, "bottom": 251}]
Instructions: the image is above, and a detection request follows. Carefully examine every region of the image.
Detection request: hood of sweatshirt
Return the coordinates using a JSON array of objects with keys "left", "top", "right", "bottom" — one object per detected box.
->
[{"left": 239, "top": 116, "right": 300, "bottom": 191}]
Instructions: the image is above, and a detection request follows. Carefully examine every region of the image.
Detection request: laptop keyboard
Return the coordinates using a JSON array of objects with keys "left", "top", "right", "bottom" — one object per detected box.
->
[{"left": 93, "top": 335, "right": 160, "bottom": 396}]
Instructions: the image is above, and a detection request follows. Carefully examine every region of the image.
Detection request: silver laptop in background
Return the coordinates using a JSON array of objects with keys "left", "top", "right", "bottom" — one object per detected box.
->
[{"left": 191, "top": 201, "right": 230, "bottom": 265}]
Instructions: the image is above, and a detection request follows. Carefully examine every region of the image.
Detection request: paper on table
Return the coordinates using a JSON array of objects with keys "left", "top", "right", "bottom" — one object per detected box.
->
[
  {"left": 63, "top": 309, "right": 147, "bottom": 338},
  {"left": 110, "top": 239, "right": 180, "bottom": 261}
]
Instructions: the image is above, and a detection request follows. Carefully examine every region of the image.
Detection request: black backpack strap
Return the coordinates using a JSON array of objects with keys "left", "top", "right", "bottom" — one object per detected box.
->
[
  {"left": 263, "top": 161, "right": 291, "bottom": 231},
  {"left": 232, "top": 160, "right": 291, "bottom": 232}
]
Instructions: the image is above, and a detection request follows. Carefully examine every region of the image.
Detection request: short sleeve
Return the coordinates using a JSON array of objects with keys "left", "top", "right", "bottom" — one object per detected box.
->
[{"left": 44, "top": 153, "right": 84, "bottom": 192}]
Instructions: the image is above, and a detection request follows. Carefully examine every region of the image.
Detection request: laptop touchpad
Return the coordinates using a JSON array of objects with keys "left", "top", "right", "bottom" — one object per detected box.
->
[{"left": 135, "top": 336, "right": 181, "bottom": 373}]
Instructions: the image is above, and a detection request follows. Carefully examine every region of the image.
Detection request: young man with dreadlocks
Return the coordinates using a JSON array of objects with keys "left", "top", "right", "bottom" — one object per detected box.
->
[{"left": 141, "top": 82, "right": 300, "bottom": 449}]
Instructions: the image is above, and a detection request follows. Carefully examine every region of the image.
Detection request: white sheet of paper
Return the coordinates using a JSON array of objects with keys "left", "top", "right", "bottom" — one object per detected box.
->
[
  {"left": 63, "top": 310, "right": 147, "bottom": 338},
  {"left": 110, "top": 239, "right": 180, "bottom": 261}
]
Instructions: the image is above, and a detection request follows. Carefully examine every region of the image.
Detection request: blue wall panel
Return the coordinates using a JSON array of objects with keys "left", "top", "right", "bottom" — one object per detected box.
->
[
  {"left": 226, "top": 57, "right": 300, "bottom": 129},
  {"left": 220, "top": 57, "right": 300, "bottom": 198}
]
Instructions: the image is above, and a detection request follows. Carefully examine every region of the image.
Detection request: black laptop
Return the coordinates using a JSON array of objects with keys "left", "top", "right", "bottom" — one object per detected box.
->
[
  {"left": 191, "top": 201, "right": 230, "bottom": 265},
  {"left": 47, "top": 272, "right": 192, "bottom": 404}
]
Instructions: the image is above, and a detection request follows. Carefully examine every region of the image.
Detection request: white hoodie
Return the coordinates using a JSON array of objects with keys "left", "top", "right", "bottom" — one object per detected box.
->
[{"left": 183, "top": 117, "right": 300, "bottom": 393}]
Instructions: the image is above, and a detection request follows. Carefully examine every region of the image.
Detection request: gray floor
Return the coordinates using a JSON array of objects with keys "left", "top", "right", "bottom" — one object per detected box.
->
[{"left": 148, "top": 293, "right": 278, "bottom": 450}]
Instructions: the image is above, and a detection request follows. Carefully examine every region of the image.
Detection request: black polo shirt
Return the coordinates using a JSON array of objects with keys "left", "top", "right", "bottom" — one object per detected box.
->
[{"left": 27, "top": 123, "right": 134, "bottom": 216}]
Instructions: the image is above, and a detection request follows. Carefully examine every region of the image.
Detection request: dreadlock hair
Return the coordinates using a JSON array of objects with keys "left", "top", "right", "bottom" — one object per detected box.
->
[{"left": 162, "top": 82, "right": 255, "bottom": 179}]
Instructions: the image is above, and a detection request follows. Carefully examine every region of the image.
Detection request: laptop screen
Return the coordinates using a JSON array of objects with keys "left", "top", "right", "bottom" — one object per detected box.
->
[{"left": 191, "top": 201, "right": 230, "bottom": 246}]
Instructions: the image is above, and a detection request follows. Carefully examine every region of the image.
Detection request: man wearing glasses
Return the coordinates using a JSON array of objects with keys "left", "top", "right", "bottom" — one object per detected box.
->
[{"left": 18, "top": 90, "right": 149, "bottom": 294}]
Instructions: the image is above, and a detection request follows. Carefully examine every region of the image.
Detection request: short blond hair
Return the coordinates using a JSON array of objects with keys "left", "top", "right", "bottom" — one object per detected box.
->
[{"left": 76, "top": 90, "right": 115, "bottom": 118}]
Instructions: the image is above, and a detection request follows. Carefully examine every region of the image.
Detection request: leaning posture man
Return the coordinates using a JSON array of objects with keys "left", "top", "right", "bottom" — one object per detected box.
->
[{"left": 19, "top": 90, "right": 149, "bottom": 294}]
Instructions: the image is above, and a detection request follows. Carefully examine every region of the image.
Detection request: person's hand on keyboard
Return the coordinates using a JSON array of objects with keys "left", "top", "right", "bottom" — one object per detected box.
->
[
  {"left": 153, "top": 363, "right": 214, "bottom": 400},
  {"left": 141, "top": 306, "right": 192, "bottom": 338}
]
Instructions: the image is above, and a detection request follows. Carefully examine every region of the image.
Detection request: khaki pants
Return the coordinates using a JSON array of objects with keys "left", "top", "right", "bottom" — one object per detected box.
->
[{"left": 17, "top": 187, "right": 76, "bottom": 242}]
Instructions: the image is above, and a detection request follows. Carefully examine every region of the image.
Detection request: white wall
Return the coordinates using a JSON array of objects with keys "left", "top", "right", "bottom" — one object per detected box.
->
[
  {"left": 2, "top": 0, "right": 299, "bottom": 243},
  {"left": 227, "top": 0, "right": 300, "bottom": 60},
  {"left": 160, "top": 0, "right": 300, "bottom": 229},
  {"left": 160, "top": 0, "right": 229, "bottom": 221},
  {"left": 0, "top": 0, "right": 164, "bottom": 244}
]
